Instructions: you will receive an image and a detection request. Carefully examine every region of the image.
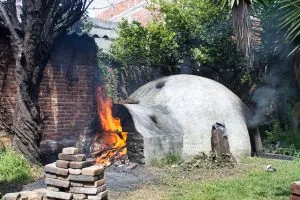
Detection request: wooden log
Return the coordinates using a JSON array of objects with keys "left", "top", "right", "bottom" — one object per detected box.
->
[{"left": 211, "top": 129, "right": 231, "bottom": 156}]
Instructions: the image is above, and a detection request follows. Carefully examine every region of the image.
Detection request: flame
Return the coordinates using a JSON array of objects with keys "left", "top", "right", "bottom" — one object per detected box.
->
[{"left": 94, "top": 86, "right": 127, "bottom": 166}]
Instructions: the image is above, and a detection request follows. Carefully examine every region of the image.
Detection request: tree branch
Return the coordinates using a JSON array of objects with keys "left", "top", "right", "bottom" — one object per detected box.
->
[{"left": 0, "top": 1, "right": 22, "bottom": 46}]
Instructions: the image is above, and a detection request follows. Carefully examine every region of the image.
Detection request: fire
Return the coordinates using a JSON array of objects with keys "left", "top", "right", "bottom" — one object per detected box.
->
[{"left": 94, "top": 86, "right": 127, "bottom": 166}]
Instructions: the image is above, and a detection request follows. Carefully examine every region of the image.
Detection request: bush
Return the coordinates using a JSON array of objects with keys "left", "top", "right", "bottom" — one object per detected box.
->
[
  {"left": 263, "top": 121, "right": 300, "bottom": 154},
  {"left": 0, "top": 147, "right": 40, "bottom": 183}
]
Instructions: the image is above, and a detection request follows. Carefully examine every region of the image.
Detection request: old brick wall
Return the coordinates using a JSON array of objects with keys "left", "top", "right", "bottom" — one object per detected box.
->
[
  {"left": 0, "top": 34, "right": 98, "bottom": 158},
  {"left": 96, "top": 0, "right": 152, "bottom": 26}
]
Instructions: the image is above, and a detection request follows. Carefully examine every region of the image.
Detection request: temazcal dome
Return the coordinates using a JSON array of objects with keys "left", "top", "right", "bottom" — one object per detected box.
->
[{"left": 122, "top": 75, "right": 252, "bottom": 160}]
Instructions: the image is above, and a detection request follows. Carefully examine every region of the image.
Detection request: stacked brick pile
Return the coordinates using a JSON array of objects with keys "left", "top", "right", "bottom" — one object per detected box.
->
[
  {"left": 291, "top": 181, "right": 300, "bottom": 200},
  {"left": 45, "top": 147, "right": 108, "bottom": 200}
]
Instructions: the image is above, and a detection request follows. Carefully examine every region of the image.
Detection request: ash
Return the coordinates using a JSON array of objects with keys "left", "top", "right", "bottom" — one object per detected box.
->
[
  {"left": 105, "top": 162, "right": 156, "bottom": 192},
  {"left": 21, "top": 162, "right": 157, "bottom": 193}
]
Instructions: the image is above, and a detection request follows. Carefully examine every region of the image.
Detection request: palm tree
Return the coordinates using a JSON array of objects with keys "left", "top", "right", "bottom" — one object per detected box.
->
[
  {"left": 279, "top": 0, "right": 300, "bottom": 55},
  {"left": 222, "top": 0, "right": 253, "bottom": 68}
]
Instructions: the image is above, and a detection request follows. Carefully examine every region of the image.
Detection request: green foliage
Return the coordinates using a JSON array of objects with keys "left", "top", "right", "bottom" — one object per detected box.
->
[
  {"left": 263, "top": 121, "right": 300, "bottom": 153},
  {"left": 103, "top": 0, "right": 246, "bottom": 98},
  {"left": 150, "top": 153, "right": 182, "bottom": 166},
  {"left": 111, "top": 20, "right": 180, "bottom": 75},
  {"left": 278, "top": 0, "right": 300, "bottom": 54},
  {"left": 0, "top": 147, "right": 39, "bottom": 183}
]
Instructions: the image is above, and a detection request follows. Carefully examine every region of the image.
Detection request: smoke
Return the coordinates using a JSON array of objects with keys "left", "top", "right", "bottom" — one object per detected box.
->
[
  {"left": 248, "top": 86, "right": 277, "bottom": 127},
  {"left": 247, "top": 58, "right": 298, "bottom": 128}
]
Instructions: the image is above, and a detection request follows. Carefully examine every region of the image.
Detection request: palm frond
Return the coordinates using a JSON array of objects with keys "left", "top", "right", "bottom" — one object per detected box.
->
[{"left": 278, "top": 0, "right": 300, "bottom": 54}]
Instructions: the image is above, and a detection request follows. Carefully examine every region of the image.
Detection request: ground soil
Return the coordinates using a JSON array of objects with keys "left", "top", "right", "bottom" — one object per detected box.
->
[{"left": 1, "top": 157, "right": 273, "bottom": 200}]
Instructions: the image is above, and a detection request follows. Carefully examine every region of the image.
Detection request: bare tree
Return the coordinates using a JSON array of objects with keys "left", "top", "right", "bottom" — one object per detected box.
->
[{"left": 0, "top": 0, "right": 93, "bottom": 164}]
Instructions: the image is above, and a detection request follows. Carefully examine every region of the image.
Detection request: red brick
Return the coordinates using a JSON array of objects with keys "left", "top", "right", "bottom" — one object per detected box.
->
[{"left": 292, "top": 182, "right": 300, "bottom": 195}]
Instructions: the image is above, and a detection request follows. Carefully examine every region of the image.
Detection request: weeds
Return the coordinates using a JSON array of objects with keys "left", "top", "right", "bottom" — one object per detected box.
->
[
  {"left": 150, "top": 153, "right": 182, "bottom": 166},
  {"left": 0, "top": 146, "right": 42, "bottom": 183}
]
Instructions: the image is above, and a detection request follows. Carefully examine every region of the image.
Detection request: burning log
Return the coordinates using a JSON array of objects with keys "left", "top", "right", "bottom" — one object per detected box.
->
[
  {"left": 93, "top": 86, "right": 128, "bottom": 167},
  {"left": 90, "top": 147, "right": 122, "bottom": 158}
]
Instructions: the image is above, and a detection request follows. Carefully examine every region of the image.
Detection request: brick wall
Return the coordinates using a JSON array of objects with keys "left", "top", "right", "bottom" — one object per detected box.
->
[
  {"left": 0, "top": 34, "right": 98, "bottom": 158},
  {"left": 97, "top": 0, "right": 152, "bottom": 26}
]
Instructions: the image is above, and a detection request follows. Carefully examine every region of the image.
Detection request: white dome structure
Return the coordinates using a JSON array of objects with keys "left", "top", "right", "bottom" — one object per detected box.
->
[{"left": 119, "top": 75, "right": 257, "bottom": 163}]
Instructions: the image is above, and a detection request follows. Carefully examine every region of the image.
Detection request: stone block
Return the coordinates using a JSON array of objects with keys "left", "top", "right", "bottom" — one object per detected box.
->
[
  {"left": 57, "top": 175, "right": 69, "bottom": 181},
  {"left": 70, "top": 182, "right": 84, "bottom": 187},
  {"left": 56, "top": 160, "right": 70, "bottom": 169},
  {"left": 20, "top": 191, "right": 44, "bottom": 200},
  {"left": 69, "top": 159, "right": 94, "bottom": 169},
  {"left": 82, "top": 165, "right": 104, "bottom": 176},
  {"left": 32, "top": 189, "right": 48, "bottom": 194},
  {"left": 73, "top": 194, "right": 87, "bottom": 200},
  {"left": 70, "top": 184, "right": 106, "bottom": 195},
  {"left": 87, "top": 191, "right": 108, "bottom": 200},
  {"left": 292, "top": 181, "right": 300, "bottom": 195},
  {"left": 84, "top": 179, "right": 105, "bottom": 188},
  {"left": 45, "top": 173, "right": 57, "bottom": 179},
  {"left": 45, "top": 178, "right": 70, "bottom": 188},
  {"left": 47, "top": 186, "right": 60, "bottom": 192},
  {"left": 69, "top": 168, "right": 81, "bottom": 175},
  {"left": 3, "top": 192, "right": 20, "bottom": 200},
  {"left": 58, "top": 153, "right": 86, "bottom": 162},
  {"left": 44, "top": 163, "right": 68, "bottom": 176},
  {"left": 46, "top": 191, "right": 72, "bottom": 200},
  {"left": 62, "top": 147, "right": 79, "bottom": 155},
  {"left": 69, "top": 174, "right": 103, "bottom": 182}
]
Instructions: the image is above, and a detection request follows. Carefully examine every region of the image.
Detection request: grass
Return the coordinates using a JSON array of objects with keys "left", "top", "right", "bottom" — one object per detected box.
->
[
  {"left": 112, "top": 157, "right": 300, "bottom": 200},
  {"left": 167, "top": 157, "right": 297, "bottom": 200},
  {"left": 150, "top": 153, "right": 183, "bottom": 167},
  {"left": 0, "top": 147, "right": 42, "bottom": 183}
]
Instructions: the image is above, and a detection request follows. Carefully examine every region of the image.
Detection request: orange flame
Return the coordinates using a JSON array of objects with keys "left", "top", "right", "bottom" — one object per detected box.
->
[{"left": 95, "top": 86, "right": 127, "bottom": 166}]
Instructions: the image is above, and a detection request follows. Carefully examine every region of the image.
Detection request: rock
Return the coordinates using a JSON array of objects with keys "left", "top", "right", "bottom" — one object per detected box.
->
[
  {"left": 69, "top": 160, "right": 94, "bottom": 169},
  {"left": 45, "top": 173, "right": 57, "bottom": 179},
  {"left": 47, "top": 187, "right": 60, "bottom": 192},
  {"left": 56, "top": 160, "right": 70, "bottom": 169},
  {"left": 20, "top": 191, "right": 44, "bottom": 200},
  {"left": 69, "top": 174, "right": 103, "bottom": 182},
  {"left": 32, "top": 189, "right": 47, "bottom": 194},
  {"left": 73, "top": 194, "right": 87, "bottom": 200},
  {"left": 58, "top": 154, "right": 86, "bottom": 162},
  {"left": 62, "top": 147, "right": 79, "bottom": 155},
  {"left": 70, "top": 184, "right": 106, "bottom": 195},
  {"left": 264, "top": 165, "right": 276, "bottom": 172},
  {"left": 87, "top": 191, "right": 108, "bottom": 200},
  {"left": 44, "top": 163, "right": 69, "bottom": 176},
  {"left": 3, "top": 192, "right": 20, "bottom": 200},
  {"left": 69, "top": 168, "right": 81, "bottom": 175},
  {"left": 45, "top": 178, "right": 70, "bottom": 188},
  {"left": 82, "top": 165, "right": 104, "bottom": 176},
  {"left": 46, "top": 191, "right": 72, "bottom": 200},
  {"left": 70, "top": 182, "right": 84, "bottom": 187},
  {"left": 57, "top": 175, "right": 69, "bottom": 181},
  {"left": 84, "top": 179, "right": 105, "bottom": 188}
]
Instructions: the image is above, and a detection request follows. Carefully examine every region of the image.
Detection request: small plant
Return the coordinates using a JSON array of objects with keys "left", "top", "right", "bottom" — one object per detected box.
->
[
  {"left": 150, "top": 153, "right": 182, "bottom": 167},
  {"left": 182, "top": 152, "right": 236, "bottom": 171},
  {"left": 0, "top": 147, "right": 42, "bottom": 183}
]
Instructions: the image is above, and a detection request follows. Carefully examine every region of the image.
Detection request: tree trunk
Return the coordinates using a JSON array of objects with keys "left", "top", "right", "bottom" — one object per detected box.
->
[
  {"left": 11, "top": 48, "right": 46, "bottom": 164},
  {"left": 232, "top": 0, "right": 253, "bottom": 69}
]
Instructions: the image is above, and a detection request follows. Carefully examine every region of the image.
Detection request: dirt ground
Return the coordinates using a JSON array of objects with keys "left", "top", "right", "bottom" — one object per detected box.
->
[{"left": 108, "top": 161, "right": 252, "bottom": 200}]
